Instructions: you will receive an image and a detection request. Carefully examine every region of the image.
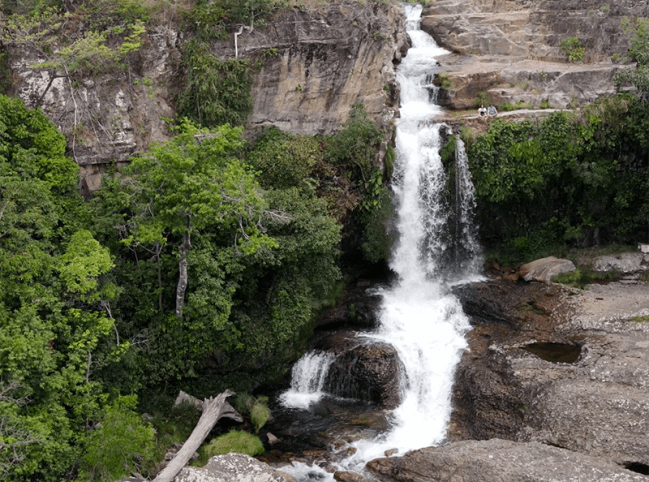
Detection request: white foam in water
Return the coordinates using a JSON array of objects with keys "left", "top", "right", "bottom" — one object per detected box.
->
[
  {"left": 280, "top": 351, "right": 334, "bottom": 410},
  {"left": 280, "top": 4, "right": 480, "bottom": 478},
  {"left": 342, "top": 3, "right": 475, "bottom": 470}
]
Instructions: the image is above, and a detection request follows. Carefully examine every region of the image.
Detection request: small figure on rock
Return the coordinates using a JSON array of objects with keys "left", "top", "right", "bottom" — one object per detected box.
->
[
  {"left": 487, "top": 104, "right": 498, "bottom": 116},
  {"left": 478, "top": 104, "right": 487, "bottom": 116}
]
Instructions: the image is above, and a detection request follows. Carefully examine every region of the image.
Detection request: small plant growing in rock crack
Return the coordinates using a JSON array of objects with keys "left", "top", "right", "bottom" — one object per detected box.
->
[
  {"left": 437, "top": 73, "right": 454, "bottom": 90},
  {"left": 561, "top": 37, "right": 585, "bottom": 63}
]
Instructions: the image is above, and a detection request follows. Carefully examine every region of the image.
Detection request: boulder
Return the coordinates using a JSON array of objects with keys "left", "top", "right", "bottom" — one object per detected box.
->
[
  {"left": 593, "top": 253, "right": 646, "bottom": 274},
  {"left": 519, "top": 256, "right": 576, "bottom": 283},
  {"left": 366, "top": 439, "right": 649, "bottom": 482},
  {"left": 333, "top": 471, "right": 370, "bottom": 482},
  {"left": 324, "top": 341, "right": 401, "bottom": 409},
  {"left": 174, "top": 454, "right": 293, "bottom": 482}
]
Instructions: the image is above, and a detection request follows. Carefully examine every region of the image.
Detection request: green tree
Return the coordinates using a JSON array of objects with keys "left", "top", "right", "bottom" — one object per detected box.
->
[
  {"left": 122, "top": 119, "right": 275, "bottom": 319},
  {"left": 615, "top": 17, "right": 649, "bottom": 100},
  {"left": 0, "top": 95, "right": 122, "bottom": 481}
]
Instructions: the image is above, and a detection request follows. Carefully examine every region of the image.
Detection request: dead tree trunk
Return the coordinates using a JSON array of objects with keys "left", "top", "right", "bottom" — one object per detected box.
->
[
  {"left": 153, "top": 390, "right": 242, "bottom": 482},
  {"left": 175, "top": 230, "right": 191, "bottom": 318}
]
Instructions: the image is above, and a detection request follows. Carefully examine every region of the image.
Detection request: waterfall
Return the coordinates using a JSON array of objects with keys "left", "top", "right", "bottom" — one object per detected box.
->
[
  {"left": 343, "top": 4, "right": 476, "bottom": 467},
  {"left": 454, "top": 136, "right": 482, "bottom": 278},
  {"left": 280, "top": 351, "right": 334, "bottom": 410},
  {"left": 280, "top": 3, "right": 481, "bottom": 477}
]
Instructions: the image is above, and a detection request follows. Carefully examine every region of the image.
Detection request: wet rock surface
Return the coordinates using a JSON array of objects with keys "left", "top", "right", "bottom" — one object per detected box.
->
[
  {"left": 366, "top": 439, "right": 649, "bottom": 482},
  {"left": 450, "top": 276, "right": 649, "bottom": 469},
  {"left": 325, "top": 341, "right": 401, "bottom": 409}
]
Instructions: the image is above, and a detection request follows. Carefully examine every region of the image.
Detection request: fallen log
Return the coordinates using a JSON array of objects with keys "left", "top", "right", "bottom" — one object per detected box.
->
[{"left": 153, "top": 390, "right": 242, "bottom": 482}]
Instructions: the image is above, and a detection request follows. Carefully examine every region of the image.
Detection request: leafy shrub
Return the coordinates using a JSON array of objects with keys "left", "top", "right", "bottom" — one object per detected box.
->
[
  {"left": 361, "top": 182, "right": 392, "bottom": 264},
  {"left": 203, "top": 430, "right": 265, "bottom": 458},
  {"left": 250, "top": 402, "right": 270, "bottom": 433},
  {"left": 80, "top": 396, "right": 155, "bottom": 482},
  {"left": 497, "top": 101, "right": 533, "bottom": 111},
  {"left": 474, "top": 91, "right": 491, "bottom": 107},
  {"left": 246, "top": 127, "right": 319, "bottom": 189},
  {"left": 561, "top": 37, "right": 585, "bottom": 62},
  {"left": 436, "top": 73, "right": 454, "bottom": 90},
  {"left": 327, "top": 102, "right": 384, "bottom": 176},
  {"left": 553, "top": 266, "right": 623, "bottom": 289},
  {"left": 176, "top": 41, "right": 254, "bottom": 127},
  {"left": 539, "top": 98, "right": 552, "bottom": 109}
]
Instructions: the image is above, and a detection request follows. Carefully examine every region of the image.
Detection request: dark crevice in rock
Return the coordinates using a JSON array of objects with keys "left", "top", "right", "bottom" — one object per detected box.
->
[
  {"left": 623, "top": 462, "right": 649, "bottom": 475},
  {"left": 522, "top": 342, "right": 582, "bottom": 364}
]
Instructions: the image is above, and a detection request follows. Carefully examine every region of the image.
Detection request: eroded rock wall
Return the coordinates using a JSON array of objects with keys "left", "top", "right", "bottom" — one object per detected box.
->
[
  {"left": 216, "top": 1, "right": 408, "bottom": 135},
  {"left": 451, "top": 279, "right": 649, "bottom": 470},
  {"left": 6, "top": 25, "right": 181, "bottom": 194},
  {"left": 5, "top": 1, "right": 407, "bottom": 192}
]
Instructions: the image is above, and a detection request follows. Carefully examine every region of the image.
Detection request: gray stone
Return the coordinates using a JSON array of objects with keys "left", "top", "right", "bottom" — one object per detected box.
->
[
  {"left": 366, "top": 439, "right": 649, "bottom": 482},
  {"left": 174, "top": 453, "right": 291, "bottom": 482},
  {"left": 593, "top": 253, "right": 645, "bottom": 273},
  {"left": 519, "top": 256, "right": 576, "bottom": 283}
]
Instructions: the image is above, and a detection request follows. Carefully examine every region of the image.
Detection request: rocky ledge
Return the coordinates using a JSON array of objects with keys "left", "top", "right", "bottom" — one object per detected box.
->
[
  {"left": 449, "top": 258, "right": 649, "bottom": 476},
  {"left": 421, "top": 0, "right": 649, "bottom": 111},
  {"left": 366, "top": 439, "right": 649, "bottom": 482}
]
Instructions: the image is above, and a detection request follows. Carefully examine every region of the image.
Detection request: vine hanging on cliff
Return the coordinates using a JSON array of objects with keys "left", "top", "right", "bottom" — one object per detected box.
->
[{"left": 176, "top": 40, "right": 255, "bottom": 128}]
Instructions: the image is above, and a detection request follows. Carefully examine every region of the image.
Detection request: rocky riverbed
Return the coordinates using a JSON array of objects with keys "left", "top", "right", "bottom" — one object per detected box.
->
[{"left": 256, "top": 250, "right": 649, "bottom": 482}]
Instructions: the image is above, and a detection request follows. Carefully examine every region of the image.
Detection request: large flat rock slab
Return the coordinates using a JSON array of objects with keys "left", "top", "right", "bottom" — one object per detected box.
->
[
  {"left": 417, "top": 0, "right": 649, "bottom": 109},
  {"left": 366, "top": 439, "right": 649, "bottom": 482}
]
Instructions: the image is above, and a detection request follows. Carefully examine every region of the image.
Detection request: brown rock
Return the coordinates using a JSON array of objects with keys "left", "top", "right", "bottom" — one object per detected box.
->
[
  {"left": 451, "top": 278, "right": 649, "bottom": 467},
  {"left": 519, "top": 256, "right": 576, "bottom": 283},
  {"left": 333, "top": 471, "right": 370, "bottom": 482}
]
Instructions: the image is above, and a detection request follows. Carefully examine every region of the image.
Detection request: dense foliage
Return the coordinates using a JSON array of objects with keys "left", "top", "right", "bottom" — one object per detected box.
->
[
  {"left": 466, "top": 95, "right": 649, "bottom": 259},
  {"left": 0, "top": 94, "right": 128, "bottom": 481},
  {"left": 0, "top": 79, "right": 397, "bottom": 480}
]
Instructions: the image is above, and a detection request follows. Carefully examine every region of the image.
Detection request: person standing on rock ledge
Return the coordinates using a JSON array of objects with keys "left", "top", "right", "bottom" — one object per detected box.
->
[
  {"left": 487, "top": 104, "right": 498, "bottom": 116},
  {"left": 478, "top": 104, "right": 487, "bottom": 116}
]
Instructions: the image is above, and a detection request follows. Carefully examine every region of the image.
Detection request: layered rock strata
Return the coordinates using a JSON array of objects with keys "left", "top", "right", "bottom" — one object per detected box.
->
[
  {"left": 5, "top": 1, "right": 407, "bottom": 190},
  {"left": 420, "top": 0, "right": 649, "bottom": 110}
]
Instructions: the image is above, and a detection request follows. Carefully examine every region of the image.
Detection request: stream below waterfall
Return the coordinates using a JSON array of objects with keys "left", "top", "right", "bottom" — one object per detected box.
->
[{"left": 273, "top": 4, "right": 482, "bottom": 480}]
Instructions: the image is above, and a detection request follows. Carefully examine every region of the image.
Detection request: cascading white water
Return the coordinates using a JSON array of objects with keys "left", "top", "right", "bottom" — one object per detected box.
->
[
  {"left": 343, "top": 4, "right": 475, "bottom": 468},
  {"left": 454, "top": 137, "right": 483, "bottom": 278},
  {"left": 280, "top": 4, "right": 480, "bottom": 478},
  {"left": 280, "top": 351, "right": 334, "bottom": 410}
]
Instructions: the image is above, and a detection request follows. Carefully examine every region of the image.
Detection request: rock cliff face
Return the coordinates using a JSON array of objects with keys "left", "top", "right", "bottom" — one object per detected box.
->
[
  {"left": 5, "top": 1, "right": 407, "bottom": 191},
  {"left": 214, "top": 1, "right": 408, "bottom": 136},
  {"left": 421, "top": 0, "right": 649, "bottom": 110},
  {"left": 6, "top": 25, "right": 181, "bottom": 194}
]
